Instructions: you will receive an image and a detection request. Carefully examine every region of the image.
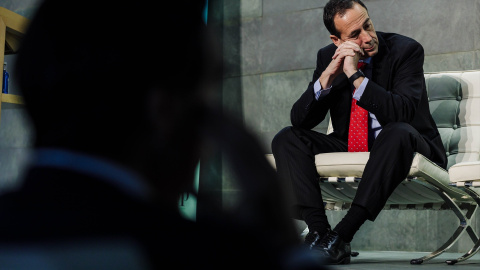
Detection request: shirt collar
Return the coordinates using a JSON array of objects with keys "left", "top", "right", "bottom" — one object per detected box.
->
[{"left": 360, "top": 57, "right": 372, "bottom": 65}]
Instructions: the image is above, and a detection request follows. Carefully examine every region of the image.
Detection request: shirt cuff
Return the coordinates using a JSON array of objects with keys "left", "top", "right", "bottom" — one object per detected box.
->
[
  {"left": 352, "top": 77, "right": 369, "bottom": 101},
  {"left": 314, "top": 80, "right": 332, "bottom": 100}
]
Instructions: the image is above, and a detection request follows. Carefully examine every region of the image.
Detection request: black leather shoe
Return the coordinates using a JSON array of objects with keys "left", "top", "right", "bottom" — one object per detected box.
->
[
  {"left": 314, "top": 229, "right": 351, "bottom": 265},
  {"left": 303, "top": 230, "right": 322, "bottom": 249}
]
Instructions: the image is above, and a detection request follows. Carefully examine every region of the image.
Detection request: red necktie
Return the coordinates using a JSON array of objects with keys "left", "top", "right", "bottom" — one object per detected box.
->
[{"left": 348, "top": 62, "right": 368, "bottom": 152}]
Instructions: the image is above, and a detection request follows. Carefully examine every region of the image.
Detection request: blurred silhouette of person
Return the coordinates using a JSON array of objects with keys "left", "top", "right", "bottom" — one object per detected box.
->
[{"left": 0, "top": 0, "right": 328, "bottom": 269}]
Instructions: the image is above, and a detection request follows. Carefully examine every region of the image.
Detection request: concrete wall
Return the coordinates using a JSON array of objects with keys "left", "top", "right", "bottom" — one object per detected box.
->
[
  {"left": 219, "top": 0, "right": 480, "bottom": 252},
  {"left": 0, "top": 0, "right": 39, "bottom": 18}
]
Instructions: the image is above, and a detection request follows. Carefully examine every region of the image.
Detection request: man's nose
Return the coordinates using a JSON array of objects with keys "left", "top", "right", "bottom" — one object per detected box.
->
[{"left": 360, "top": 31, "right": 372, "bottom": 44}]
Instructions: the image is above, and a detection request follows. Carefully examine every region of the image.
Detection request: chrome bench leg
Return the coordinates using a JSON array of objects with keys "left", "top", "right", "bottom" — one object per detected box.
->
[
  {"left": 410, "top": 179, "right": 474, "bottom": 264},
  {"left": 445, "top": 186, "right": 480, "bottom": 265}
]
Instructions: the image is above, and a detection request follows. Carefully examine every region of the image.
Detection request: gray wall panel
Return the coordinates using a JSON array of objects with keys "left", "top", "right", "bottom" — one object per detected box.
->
[
  {"left": 0, "top": 148, "right": 31, "bottom": 192},
  {"left": 241, "top": 74, "right": 263, "bottom": 134},
  {"left": 0, "top": 108, "right": 32, "bottom": 148},
  {"left": 369, "top": 0, "right": 476, "bottom": 56},
  {"left": 263, "top": 0, "right": 327, "bottom": 15},
  {"left": 262, "top": 8, "right": 328, "bottom": 73},
  {"left": 261, "top": 70, "right": 313, "bottom": 133},
  {"left": 240, "top": 17, "right": 263, "bottom": 76},
  {"left": 424, "top": 51, "right": 480, "bottom": 72},
  {"left": 476, "top": 0, "right": 480, "bottom": 50}
]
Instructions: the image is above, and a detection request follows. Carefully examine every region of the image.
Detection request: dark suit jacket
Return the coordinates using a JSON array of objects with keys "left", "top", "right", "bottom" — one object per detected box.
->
[{"left": 290, "top": 31, "right": 447, "bottom": 169}]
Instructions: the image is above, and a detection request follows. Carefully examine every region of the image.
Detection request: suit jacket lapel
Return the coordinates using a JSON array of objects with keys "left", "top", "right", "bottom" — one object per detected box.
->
[{"left": 372, "top": 32, "right": 391, "bottom": 90}]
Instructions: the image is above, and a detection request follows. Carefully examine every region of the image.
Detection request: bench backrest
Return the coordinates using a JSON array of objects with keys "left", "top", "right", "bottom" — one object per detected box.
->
[{"left": 425, "top": 70, "right": 480, "bottom": 169}]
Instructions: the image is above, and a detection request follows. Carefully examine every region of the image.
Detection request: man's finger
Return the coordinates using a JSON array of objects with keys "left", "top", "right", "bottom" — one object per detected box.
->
[{"left": 332, "top": 49, "right": 356, "bottom": 60}]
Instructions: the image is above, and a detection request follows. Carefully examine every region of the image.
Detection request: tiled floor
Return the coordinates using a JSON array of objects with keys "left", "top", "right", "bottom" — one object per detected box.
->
[{"left": 327, "top": 251, "right": 480, "bottom": 270}]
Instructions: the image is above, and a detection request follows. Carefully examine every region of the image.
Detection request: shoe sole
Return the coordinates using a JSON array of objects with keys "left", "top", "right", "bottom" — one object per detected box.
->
[{"left": 330, "top": 255, "right": 351, "bottom": 265}]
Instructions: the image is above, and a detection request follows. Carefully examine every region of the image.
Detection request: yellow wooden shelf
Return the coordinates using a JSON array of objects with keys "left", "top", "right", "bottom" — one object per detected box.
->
[
  {"left": 1, "top": 93, "right": 23, "bottom": 104},
  {"left": 0, "top": 7, "right": 29, "bottom": 124},
  {"left": 0, "top": 6, "right": 30, "bottom": 55}
]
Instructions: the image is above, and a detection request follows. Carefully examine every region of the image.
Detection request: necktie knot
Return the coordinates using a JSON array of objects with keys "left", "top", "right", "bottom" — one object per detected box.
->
[{"left": 357, "top": 61, "right": 367, "bottom": 71}]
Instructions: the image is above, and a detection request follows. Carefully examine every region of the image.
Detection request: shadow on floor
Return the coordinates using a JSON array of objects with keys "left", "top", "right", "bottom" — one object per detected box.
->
[{"left": 327, "top": 251, "right": 480, "bottom": 270}]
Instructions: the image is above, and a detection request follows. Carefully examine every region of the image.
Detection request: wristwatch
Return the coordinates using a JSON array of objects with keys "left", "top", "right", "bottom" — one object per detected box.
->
[{"left": 348, "top": 69, "right": 365, "bottom": 84}]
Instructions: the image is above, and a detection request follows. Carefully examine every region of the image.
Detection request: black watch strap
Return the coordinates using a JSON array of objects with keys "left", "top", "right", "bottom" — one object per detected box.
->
[{"left": 348, "top": 70, "right": 365, "bottom": 84}]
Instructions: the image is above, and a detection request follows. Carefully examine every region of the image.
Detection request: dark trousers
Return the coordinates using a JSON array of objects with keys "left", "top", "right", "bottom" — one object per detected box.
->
[{"left": 271, "top": 122, "right": 434, "bottom": 221}]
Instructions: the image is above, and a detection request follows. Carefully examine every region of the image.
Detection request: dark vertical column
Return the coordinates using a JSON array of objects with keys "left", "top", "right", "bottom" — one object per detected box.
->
[
  {"left": 197, "top": 0, "right": 225, "bottom": 222},
  {"left": 197, "top": 0, "right": 243, "bottom": 222}
]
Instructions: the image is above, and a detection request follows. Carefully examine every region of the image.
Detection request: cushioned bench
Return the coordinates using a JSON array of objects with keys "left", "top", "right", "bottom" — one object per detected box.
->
[{"left": 266, "top": 69, "right": 480, "bottom": 265}]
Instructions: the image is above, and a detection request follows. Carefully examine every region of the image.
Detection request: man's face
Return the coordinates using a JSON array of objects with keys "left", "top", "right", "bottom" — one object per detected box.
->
[{"left": 330, "top": 3, "right": 379, "bottom": 58}]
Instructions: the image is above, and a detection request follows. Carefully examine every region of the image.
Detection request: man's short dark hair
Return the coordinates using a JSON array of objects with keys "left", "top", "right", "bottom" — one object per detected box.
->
[{"left": 323, "top": 0, "right": 368, "bottom": 38}]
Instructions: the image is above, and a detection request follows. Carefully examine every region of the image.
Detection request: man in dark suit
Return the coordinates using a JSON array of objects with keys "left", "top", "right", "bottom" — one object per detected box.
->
[
  {"left": 0, "top": 0, "right": 328, "bottom": 269},
  {"left": 272, "top": 0, "right": 447, "bottom": 265}
]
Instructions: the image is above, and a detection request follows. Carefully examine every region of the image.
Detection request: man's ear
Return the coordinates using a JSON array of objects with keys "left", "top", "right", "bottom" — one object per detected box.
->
[{"left": 330, "top": 35, "right": 341, "bottom": 47}]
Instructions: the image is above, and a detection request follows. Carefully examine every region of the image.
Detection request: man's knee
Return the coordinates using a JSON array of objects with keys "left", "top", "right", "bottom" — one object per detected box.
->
[
  {"left": 271, "top": 126, "right": 294, "bottom": 152},
  {"left": 379, "top": 122, "right": 415, "bottom": 138},
  {"left": 374, "top": 122, "right": 419, "bottom": 149}
]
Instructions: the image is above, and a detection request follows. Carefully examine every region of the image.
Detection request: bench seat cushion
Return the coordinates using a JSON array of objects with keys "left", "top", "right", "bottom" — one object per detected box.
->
[
  {"left": 313, "top": 152, "right": 448, "bottom": 181},
  {"left": 449, "top": 161, "right": 480, "bottom": 183}
]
